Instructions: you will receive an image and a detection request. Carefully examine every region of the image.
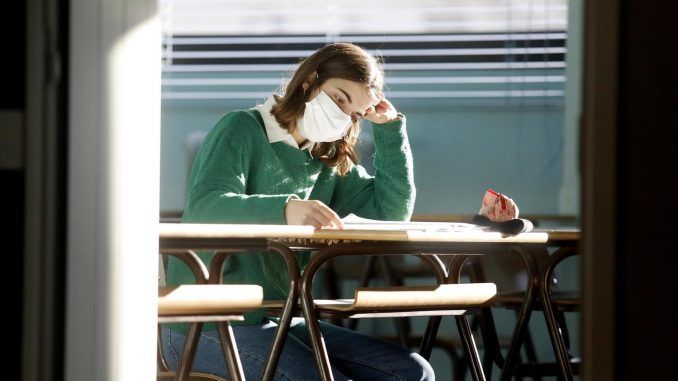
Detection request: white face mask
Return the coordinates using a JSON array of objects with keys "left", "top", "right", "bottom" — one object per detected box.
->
[{"left": 296, "top": 91, "right": 352, "bottom": 143}]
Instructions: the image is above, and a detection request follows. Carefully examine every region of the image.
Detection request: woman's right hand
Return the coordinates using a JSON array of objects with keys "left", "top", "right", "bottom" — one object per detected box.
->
[
  {"left": 363, "top": 96, "right": 399, "bottom": 125},
  {"left": 284, "top": 199, "right": 344, "bottom": 229}
]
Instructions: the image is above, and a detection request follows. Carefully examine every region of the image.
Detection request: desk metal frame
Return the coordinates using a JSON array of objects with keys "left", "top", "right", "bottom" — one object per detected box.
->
[
  {"left": 464, "top": 230, "right": 580, "bottom": 381},
  {"left": 159, "top": 224, "right": 549, "bottom": 381},
  {"left": 540, "top": 231, "right": 580, "bottom": 381}
]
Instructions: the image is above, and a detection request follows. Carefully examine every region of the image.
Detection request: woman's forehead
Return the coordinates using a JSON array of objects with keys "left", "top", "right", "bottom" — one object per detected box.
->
[{"left": 324, "top": 78, "right": 378, "bottom": 108}]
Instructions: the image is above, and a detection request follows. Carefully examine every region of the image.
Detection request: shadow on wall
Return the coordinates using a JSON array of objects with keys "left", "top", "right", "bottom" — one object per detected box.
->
[{"left": 185, "top": 130, "right": 206, "bottom": 189}]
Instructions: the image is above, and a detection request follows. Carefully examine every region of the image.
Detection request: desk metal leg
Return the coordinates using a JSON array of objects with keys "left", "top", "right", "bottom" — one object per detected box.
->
[
  {"left": 457, "top": 315, "right": 487, "bottom": 381},
  {"left": 209, "top": 243, "right": 301, "bottom": 381},
  {"left": 300, "top": 276, "right": 334, "bottom": 381},
  {"left": 261, "top": 243, "right": 302, "bottom": 381},
  {"left": 540, "top": 246, "right": 577, "bottom": 381},
  {"left": 299, "top": 245, "right": 342, "bottom": 381},
  {"left": 499, "top": 246, "right": 539, "bottom": 381}
]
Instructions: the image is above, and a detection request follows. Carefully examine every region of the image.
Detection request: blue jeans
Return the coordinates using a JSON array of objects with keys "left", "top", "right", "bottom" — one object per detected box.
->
[{"left": 161, "top": 318, "right": 435, "bottom": 381}]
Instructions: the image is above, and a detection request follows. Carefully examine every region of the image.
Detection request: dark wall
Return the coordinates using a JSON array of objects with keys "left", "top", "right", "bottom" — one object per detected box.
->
[
  {"left": 0, "top": 2, "right": 26, "bottom": 381},
  {"left": 616, "top": 0, "right": 678, "bottom": 379},
  {"left": 1, "top": 3, "right": 26, "bottom": 110},
  {"left": 0, "top": 170, "right": 23, "bottom": 381}
]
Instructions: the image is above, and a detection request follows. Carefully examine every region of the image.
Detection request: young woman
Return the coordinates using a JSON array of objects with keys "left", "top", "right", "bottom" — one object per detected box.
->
[{"left": 163, "top": 42, "right": 433, "bottom": 381}]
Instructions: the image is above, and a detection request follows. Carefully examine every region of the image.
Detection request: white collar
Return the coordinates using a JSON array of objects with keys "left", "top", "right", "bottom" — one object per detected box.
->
[{"left": 253, "top": 96, "right": 314, "bottom": 152}]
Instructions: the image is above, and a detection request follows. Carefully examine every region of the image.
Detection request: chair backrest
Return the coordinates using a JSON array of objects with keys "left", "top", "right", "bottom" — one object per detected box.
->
[
  {"left": 158, "top": 284, "right": 263, "bottom": 316},
  {"left": 156, "top": 250, "right": 263, "bottom": 381}
]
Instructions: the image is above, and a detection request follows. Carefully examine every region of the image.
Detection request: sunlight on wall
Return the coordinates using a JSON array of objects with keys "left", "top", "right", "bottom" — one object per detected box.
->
[
  {"left": 107, "top": 14, "right": 161, "bottom": 380},
  {"left": 67, "top": 1, "right": 160, "bottom": 379}
]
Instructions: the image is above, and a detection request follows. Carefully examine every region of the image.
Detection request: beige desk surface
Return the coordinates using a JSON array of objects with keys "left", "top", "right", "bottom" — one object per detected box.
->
[
  {"left": 159, "top": 222, "right": 549, "bottom": 244},
  {"left": 534, "top": 228, "right": 581, "bottom": 244}
]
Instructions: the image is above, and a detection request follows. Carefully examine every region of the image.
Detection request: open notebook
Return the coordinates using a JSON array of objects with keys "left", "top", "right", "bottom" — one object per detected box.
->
[
  {"left": 337, "top": 213, "right": 533, "bottom": 235},
  {"left": 338, "top": 213, "right": 487, "bottom": 233}
]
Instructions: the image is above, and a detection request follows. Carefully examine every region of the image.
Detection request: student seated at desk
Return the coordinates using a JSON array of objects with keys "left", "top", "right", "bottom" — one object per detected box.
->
[{"left": 163, "top": 42, "right": 434, "bottom": 381}]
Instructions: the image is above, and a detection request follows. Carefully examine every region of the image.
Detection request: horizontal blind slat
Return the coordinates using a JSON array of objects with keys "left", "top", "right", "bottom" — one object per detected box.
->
[
  {"left": 165, "top": 33, "right": 568, "bottom": 45},
  {"left": 161, "top": 32, "right": 567, "bottom": 104}
]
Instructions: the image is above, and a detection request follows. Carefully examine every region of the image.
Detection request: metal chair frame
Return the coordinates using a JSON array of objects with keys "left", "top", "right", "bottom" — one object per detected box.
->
[
  {"left": 158, "top": 239, "right": 300, "bottom": 381},
  {"left": 158, "top": 249, "right": 249, "bottom": 381},
  {"left": 463, "top": 243, "right": 581, "bottom": 380}
]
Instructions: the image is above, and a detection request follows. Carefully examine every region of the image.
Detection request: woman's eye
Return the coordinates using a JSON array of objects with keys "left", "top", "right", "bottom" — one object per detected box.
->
[{"left": 335, "top": 96, "right": 344, "bottom": 104}]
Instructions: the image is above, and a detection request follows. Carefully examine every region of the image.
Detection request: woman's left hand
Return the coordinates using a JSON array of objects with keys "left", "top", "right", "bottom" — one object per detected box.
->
[{"left": 363, "top": 97, "right": 399, "bottom": 125}]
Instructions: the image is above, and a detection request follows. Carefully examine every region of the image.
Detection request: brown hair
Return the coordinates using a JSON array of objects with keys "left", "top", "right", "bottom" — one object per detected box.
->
[{"left": 270, "top": 43, "right": 384, "bottom": 175}]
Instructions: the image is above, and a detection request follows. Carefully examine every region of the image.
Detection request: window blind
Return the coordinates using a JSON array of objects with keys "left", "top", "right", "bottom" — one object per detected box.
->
[{"left": 160, "top": 0, "right": 568, "bottom": 106}]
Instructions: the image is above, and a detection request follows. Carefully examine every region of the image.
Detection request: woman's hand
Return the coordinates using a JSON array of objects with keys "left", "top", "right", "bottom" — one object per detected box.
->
[
  {"left": 478, "top": 189, "right": 520, "bottom": 222},
  {"left": 363, "top": 97, "right": 399, "bottom": 125},
  {"left": 284, "top": 199, "right": 344, "bottom": 229}
]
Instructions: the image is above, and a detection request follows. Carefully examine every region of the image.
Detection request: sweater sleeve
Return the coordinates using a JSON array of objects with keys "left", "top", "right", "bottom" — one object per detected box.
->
[
  {"left": 182, "top": 112, "right": 297, "bottom": 224},
  {"left": 330, "top": 114, "right": 416, "bottom": 221}
]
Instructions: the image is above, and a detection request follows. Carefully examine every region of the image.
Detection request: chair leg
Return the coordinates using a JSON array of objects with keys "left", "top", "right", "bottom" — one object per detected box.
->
[
  {"left": 555, "top": 309, "right": 572, "bottom": 353},
  {"left": 541, "top": 278, "right": 575, "bottom": 379},
  {"left": 514, "top": 309, "right": 543, "bottom": 381},
  {"left": 455, "top": 351, "right": 468, "bottom": 381},
  {"left": 217, "top": 322, "right": 245, "bottom": 381},
  {"left": 158, "top": 324, "right": 172, "bottom": 373},
  {"left": 176, "top": 322, "right": 203, "bottom": 381},
  {"left": 419, "top": 316, "right": 442, "bottom": 360},
  {"left": 477, "top": 309, "right": 501, "bottom": 380},
  {"left": 456, "top": 315, "right": 486, "bottom": 381}
]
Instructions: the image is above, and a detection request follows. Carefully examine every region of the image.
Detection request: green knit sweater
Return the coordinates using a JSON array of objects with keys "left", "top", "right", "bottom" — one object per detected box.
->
[{"left": 166, "top": 108, "right": 415, "bottom": 328}]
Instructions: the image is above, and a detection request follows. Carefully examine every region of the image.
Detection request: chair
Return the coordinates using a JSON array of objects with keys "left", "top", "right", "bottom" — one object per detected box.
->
[
  {"left": 322, "top": 251, "right": 520, "bottom": 380},
  {"left": 324, "top": 254, "right": 504, "bottom": 381},
  {"left": 157, "top": 237, "right": 301, "bottom": 381},
  {"left": 157, "top": 251, "right": 264, "bottom": 381},
  {"left": 286, "top": 242, "right": 500, "bottom": 381}
]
